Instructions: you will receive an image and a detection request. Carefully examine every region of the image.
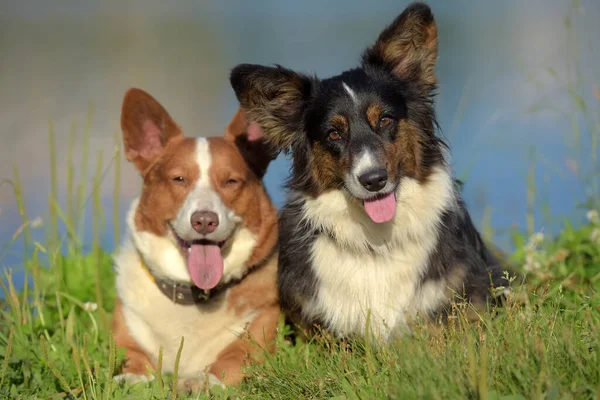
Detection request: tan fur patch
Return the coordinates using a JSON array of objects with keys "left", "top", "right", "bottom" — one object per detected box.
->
[
  {"left": 444, "top": 265, "right": 487, "bottom": 322},
  {"left": 311, "top": 142, "right": 342, "bottom": 193},
  {"left": 330, "top": 114, "right": 349, "bottom": 136},
  {"left": 366, "top": 103, "right": 384, "bottom": 129},
  {"left": 384, "top": 120, "right": 425, "bottom": 180},
  {"left": 305, "top": 114, "right": 350, "bottom": 195},
  {"left": 445, "top": 264, "right": 468, "bottom": 298}
]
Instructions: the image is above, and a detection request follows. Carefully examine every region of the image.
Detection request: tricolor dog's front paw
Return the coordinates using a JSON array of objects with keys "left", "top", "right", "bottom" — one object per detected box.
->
[
  {"left": 177, "top": 373, "right": 224, "bottom": 394},
  {"left": 113, "top": 372, "right": 155, "bottom": 385}
]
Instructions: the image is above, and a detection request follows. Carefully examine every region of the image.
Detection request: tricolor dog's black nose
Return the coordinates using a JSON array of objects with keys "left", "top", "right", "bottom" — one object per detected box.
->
[
  {"left": 359, "top": 168, "right": 388, "bottom": 192},
  {"left": 191, "top": 211, "right": 219, "bottom": 235}
]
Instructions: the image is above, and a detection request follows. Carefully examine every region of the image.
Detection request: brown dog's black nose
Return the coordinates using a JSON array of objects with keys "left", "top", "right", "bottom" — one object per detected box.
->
[{"left": 190, "top": 211, "right": 219, "bottom": 235}]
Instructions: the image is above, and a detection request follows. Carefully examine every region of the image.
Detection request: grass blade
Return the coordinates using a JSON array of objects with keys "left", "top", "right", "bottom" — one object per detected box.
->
[
  {"left": 66, "top": 122, "right": 77, "bottom": 233},
  {"left": 171, "top": 336, "right": 185, "bottom": 399},
  {"left": 92, "top": 150, "right": 107, "bottom": 329},
  {"left": 1, "top": 270, "right": 22, "bottom": 327},
  {"left": 104, "top": 333, "right": 117, "bottom": 400},
  {"left": 72, "top": 344, "right": 88, "bottom": 400},
  {"left": 156, "top": 345, "right": 164, "bottom": 392},
  {"left": 48, "top": 119, "right": 59, "bottom": 254},
  {"left": 76, "top": 101, "right": 94, "bottom": 240},
  {"left": 113, "top": 130, "right": 121, "bottom": 246},
  {"left": 40, "top": 335, "right": 74, "bottom": 397},
  {"left": 0, "top": 325, "right": 14, "bottom": 389},
  {"left": 65, "top": 305, "right": 76, "bottom": 345},
  {"left": 11, "top": 166, "right": 32, "bottom": 259}
]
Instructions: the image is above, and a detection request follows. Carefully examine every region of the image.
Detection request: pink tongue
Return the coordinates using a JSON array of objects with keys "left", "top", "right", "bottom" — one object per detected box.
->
[
  {"left": 187, "top": 243, "right": 224, "bottom": 290},
  {"left": 364, "top": 192, "right": 396, "bottom": 223}
]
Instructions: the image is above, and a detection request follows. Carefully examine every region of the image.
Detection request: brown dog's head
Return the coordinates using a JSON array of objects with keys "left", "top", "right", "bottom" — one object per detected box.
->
[{"left": 121, "top": 88, "right": 278, "bottom": 288}]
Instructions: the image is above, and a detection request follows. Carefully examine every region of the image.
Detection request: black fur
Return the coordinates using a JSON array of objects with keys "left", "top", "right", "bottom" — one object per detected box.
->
[
  {"left": 276, "top": 199, "right": 321, "bottom": 321},
  {"left": 232, "top": 134, "right": 278, "bottom": 179},
  {"left": 421, "top": 198, "right": 507, "bottom": 312}
]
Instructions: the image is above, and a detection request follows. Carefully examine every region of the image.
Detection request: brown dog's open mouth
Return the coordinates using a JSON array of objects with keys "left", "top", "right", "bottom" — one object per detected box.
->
[{"left": 170, "top": 226, "right": 228, "bottom": 290}]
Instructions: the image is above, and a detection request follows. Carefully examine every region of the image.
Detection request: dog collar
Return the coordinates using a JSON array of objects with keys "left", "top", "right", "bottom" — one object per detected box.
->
[
  {"left": 140, "top": 258, "right": 233, "bottom": 305},
  {"left": 139, "top": 252, "right": 271, "bottom": 305}
]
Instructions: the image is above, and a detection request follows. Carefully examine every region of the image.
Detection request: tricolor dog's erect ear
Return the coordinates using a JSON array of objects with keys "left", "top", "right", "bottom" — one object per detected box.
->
[
  {"left": 121, "top": 88, "right": 182, "bottom": 173},
  {"left": 362, "top": 2, "right": 438, "bottom": 90},
  {"left": 224, "top": 108, "right": 278, "bottom": 179},
  {"left": 229, "top": 64, "right": 314, "bottom": 153}
]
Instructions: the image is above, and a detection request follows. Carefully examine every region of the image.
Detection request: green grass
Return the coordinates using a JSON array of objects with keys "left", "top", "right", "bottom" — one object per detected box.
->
[{"left": 0, "top": 225, "right": 599, "bottom": 399}]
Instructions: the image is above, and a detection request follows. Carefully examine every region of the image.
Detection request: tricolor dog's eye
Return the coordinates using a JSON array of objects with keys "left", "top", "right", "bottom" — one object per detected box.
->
[
  {"left": 328, "top": 129, "right": 342, "bottom": 142},
  {"left": 379, "top": 116, "right": 394, "bottom": 128}
]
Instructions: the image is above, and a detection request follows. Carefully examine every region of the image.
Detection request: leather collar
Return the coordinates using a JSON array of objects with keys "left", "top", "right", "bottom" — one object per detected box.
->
[{"left": 139, "top": 252, "right": 271, "bottom": 305}]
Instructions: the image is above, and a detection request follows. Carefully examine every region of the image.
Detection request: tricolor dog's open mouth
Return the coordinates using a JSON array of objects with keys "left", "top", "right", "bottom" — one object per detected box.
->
[
  {"left": 170, "top": 226, "right": 228, "bottom": 290},
  {"left": 363, "top": 191, "right": 397, "bottom": 224}
]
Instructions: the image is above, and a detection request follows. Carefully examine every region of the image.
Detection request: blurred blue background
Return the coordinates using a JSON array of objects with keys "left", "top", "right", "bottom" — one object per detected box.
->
[{"left": 1, "top": 0, "right": 599, "bottom": 286}]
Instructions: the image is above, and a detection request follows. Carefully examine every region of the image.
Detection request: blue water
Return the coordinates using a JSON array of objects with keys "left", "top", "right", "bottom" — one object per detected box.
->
[{"left": 1, "top": 0, "right": 599, "bottom": 290}]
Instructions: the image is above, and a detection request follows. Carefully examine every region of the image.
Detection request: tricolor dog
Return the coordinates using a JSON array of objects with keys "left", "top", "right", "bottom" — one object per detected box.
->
[
  {"left": 112, "top": 88, "right": 279, "bottom": 392},
  {"left": 230, "top": 2, "right": 507, "bottom": 340}
]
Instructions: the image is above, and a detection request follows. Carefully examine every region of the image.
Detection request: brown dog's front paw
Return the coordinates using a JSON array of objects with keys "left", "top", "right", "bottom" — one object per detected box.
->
[
  {"left": 114, "top": 372, "right": 155, "bottom": 385},
  {"left": 177, "top": 373, "right": 224, "bottom": 394}
]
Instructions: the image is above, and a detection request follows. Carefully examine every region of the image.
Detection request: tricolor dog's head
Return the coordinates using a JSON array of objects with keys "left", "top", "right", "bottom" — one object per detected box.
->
[
  {"left": 121, "top": 88, "right": 278, "bottom": 290},
  {"left": 230, "top": 2, "right": 446, "bottom": 224}
]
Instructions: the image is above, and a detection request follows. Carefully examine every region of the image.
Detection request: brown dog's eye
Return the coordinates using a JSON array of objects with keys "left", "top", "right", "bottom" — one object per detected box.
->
[
  {"left": 172, "top": 176, "right": 185, "bottom": 183},
  {"left": 328, "top": 130, "right": 342, "bottom": 141},
  {"left": 224, "top": 178, "right": 242, "bottom": 188},
  {"left": 379, "top": 117, "right": 393, "bottom": 128}
]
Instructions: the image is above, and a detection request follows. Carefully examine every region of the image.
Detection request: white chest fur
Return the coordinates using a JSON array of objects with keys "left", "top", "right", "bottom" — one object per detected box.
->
[
  {"left": 307, "top": 235, "right": 442, "bottom": 339},
  {"left": 114, "top": 240, "right": 256, "bottom": 378},
  {"left": 299, "top": 167, "right": 456, "bottom": 340}
]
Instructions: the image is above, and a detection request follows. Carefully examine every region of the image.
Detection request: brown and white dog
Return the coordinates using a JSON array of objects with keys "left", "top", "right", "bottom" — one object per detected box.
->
[{"left": 111, "top": 88, "right": 280, "bottom": 392}]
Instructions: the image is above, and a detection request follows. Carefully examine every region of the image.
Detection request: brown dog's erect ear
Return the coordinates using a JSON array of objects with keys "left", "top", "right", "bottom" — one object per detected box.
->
[
  {"left": 121, "top": 88, "right": 182, "bottom": 173},
  {"left": 362, "top": 2, "right": 438, "bottom": 89},
  {"left": 224, "top": 108, "right": 264, "bottom": 143},
  {"left": 225, "top": 108, "right": 278, "bottom": 179},
  {"left": 229, "top": 64, "right": 313, "bottom": 153}
]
